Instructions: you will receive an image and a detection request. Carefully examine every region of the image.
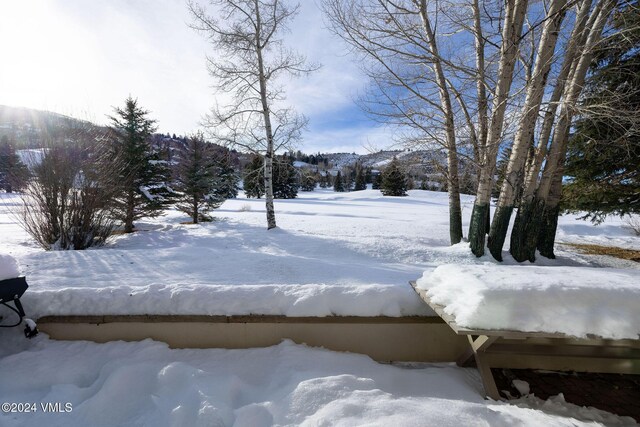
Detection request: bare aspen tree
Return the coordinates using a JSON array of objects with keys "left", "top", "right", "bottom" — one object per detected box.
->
[
  {"left": 468, "top": 0, "right": 530, "bottom": 257},
  {"left": 323, "top": 0, "right": 470, "bottom": 244},
  {"left": 486, "top": 0, "right": 569, "bottom": 261},
  {"left": 509, "top": 0, "right": 617, "bottom": 261},
  {"left": 188, "top": 0, "right": 316, "bottom": 230}
]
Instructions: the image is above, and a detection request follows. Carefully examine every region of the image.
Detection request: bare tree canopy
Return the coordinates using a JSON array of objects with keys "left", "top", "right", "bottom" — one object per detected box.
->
[
  {"left": 188, "top": 0, "right": 318, "bottom": 229},
  {"left": 324, "top": 0, "right": 629, "bottom": 262}
]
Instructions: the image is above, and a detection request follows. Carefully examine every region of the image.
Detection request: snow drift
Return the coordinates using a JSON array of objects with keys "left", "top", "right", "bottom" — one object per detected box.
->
[{"left": 417, "top": 264, "right": 640, "bottom": 339}]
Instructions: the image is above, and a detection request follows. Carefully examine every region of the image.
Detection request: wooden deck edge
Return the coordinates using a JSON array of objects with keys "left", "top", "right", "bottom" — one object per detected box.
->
[
  {"left": 36, "top": 314, "right": 445, "bottom": 325},
  {"left": 36, "top": 317, "right": 467, "bottom": 363}
]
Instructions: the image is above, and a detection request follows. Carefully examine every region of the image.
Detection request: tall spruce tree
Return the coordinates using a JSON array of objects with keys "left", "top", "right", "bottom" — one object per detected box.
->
[
  {"left": 372, "top": 173, "right": 382, "bottom": 190},
  {"left": 354, "top": 163, "right": 366, "bottom": 191},
  {"left": 214, "top": 150, "right": 240, "bottom": 200},
  {"left": 109, "top": 97, "right": 173, "bottom": 233},
  {"left": 300, "top": 171, "right": 317, "bottom": 191},
  {"left": 563, "top": 1, "right": 640, "bottom": 222},
  {"left": 0, "top": 136, "right": 29, "bottom": 193},
  {"left": 333, "top": 171, "right": 345, "bottom": 192},
  {"left": 342, "top": 167, "right": 353, "bottom": 191},
  {"left": 244, "top": 155, "right": 265, "bottom": 198},
  {"left": 272, "top": 156, "right": 299, "bottom": 199},
  {"left": 380, "top": 157, "right": 408, "bottom": 196},
  {"left": 173, "top": 133, "right": 225, "bottom": 223}
]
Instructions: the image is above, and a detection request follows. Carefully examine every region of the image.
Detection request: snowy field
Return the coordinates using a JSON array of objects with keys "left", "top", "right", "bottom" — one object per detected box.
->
[
  {"left": 1, "top": 189, "right": 638, "bottom": 320},
  {"left": 1, "top": 189, "right": 639, "bottom": 426}
]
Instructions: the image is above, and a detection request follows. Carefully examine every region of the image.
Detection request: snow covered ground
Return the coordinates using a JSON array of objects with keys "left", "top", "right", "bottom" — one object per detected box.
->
[
  {"left": 0, "top": 331, "right": 636, "bottom": 427},
  {"left": 1, "top": 189, "right": 639, "bottom": 426},
  {"left": 1, "top": 189, "right": 637, "bottom": 319}
]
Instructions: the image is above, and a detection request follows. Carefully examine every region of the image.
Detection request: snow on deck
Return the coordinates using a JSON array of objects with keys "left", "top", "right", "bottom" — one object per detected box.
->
[
  {"left": 0, "top": 332, "right": 634, "bottom": 427},
  {"left": 417, "top": 264, "right": 640, "bottom": 339}
]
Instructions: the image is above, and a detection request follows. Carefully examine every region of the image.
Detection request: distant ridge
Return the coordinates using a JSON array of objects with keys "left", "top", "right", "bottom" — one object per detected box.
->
[{"left": 0, "top": 105, "right": 94, "bottom": 147}]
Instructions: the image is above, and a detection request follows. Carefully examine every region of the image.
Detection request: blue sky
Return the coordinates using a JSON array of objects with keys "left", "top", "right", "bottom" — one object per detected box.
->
[{"left": 0, "top": 0, "right": 391, "bottom": 154}]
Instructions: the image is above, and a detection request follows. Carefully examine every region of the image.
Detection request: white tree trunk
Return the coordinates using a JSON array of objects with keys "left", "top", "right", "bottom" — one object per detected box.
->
[
  {"left": 511, "top": 0, "right": 616, "bottom": 261},
  {"left": 255, "top": 2, "right": 277, "bottom": 230},
  {"left": 487, "top": 0, "right": 567, "bottom": 260},
  {"left": 418, "top": 0, "right": 463, "bottom": 244},
  {"left": 469, "top": 0, "right": 529, "bottom": 256}
]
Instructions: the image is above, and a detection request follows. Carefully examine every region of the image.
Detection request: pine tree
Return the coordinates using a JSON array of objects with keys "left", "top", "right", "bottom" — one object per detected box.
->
[
  {"left": 272, "top": 156, "right": 299, "bottom": 199},
  {"left": 173, "top": 133, "right": 225, "bottom": 223},
  {"left": 0, "top": 136, "right": 29, "bottom": 193},
  {"left": 563, "top": 1, "right": 640, "bottom": 222},
  {"left": 300, "top": 171, "right": 317, "bottom": 191},
  {"left": 333, "top": 171, "right": 345, "bottom": 192},
  {"left": 372, "top": 173, "right": 381, "bottom": 190},
  {"left": 380, "top": 157, "right": 408, "bottom": 196},
  {"left": 365, "top": 167, "right": 373, "bottom": 184},
  {"left": 342, "top": 167, "right": 353, "bottom": 191},
  {"left": 108, "top": 97, "right": 173, "bottom": 233},
  {"left": 319, "top": 171, "right": 328, "bottom": 188},
  {"left": 354, "top": 163, "right": 367, "bottom": 191},
  {"left": 214, "top": 150, "right": 240, "bottom": 200},
  {"left": 244, "top": 155, "right": 265, "bottom": 198}
]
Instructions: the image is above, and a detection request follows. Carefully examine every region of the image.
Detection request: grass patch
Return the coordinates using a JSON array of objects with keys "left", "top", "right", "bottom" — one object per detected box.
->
[{"left": 562, "top": 243, "right": 640, "bottom": 263}]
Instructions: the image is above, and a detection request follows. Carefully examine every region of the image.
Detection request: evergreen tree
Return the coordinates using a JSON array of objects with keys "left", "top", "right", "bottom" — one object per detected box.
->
[
  {"left": 365, "top": 167, "right": 373, "bottom": 184},
  {"left": 324, "top": 172, "right": 333, "bottom": 188},
  {"left": 214, "top": 151, "right": 240, "bottom": 200},
  {"left": 333, "top": 171, "right": 345, "bottom": 192},
  {"left": 372, "top": 173, "right": 381, "bottom": 190},
  {"left": 563, "top": 1, "right": 640, "bottom": 222},
  {"left": 0, "top": 136, "right": 29, "bottom": 193},
  {"left": 108, "top": 97, "right": 173, "bottom": 233},
  {"left": 319, "top": 171, "right": 328, "bottom": 188},
  {"left": 244, "top": 155, "right": 265, "bottom": 198},
  {"left": 300, "top": 171, "right": 317, "bottom": 191},
  {"left": 342, "top": 167, "right": 353, "bottom": 191},
  {"left": 272, "top": 156, "right": 299, "bottom": 199},
  {"left": 354, "top": 163, "right": 367, "bottom": 191},
  {"left": 173, "top": 133, "right": 225, "bottom": 223},
  {"left": 380, "top": 157, "right": 408, "bottom": 196}
]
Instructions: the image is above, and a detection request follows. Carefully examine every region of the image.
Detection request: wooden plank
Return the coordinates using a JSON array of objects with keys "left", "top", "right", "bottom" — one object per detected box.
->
[
  {"left": 471, "top": 335, "right": 498, "bottom": 352},
  {"left": 468, "top": 335, "right": 501, "bottom": 400},
  {"left": 37, "top": 314, "right": 445, "bottom": 325},
  {"left": 38, "top": 320, "right": 470, "bottom": 363},
  {"left": 488, "top": 343, "right": 640, "bottom": 359},
  {"left": 484, "top": 353, "right": 640, "bottom": 375}
]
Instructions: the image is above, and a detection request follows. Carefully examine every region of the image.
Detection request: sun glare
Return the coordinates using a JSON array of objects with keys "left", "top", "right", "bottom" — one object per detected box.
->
[{"left": 0, "top": 1, "right": 99, "bottom": 119}]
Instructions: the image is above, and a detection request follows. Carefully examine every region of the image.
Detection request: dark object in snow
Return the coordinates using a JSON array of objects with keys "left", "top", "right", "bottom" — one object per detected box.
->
[{"left": 0, "top": 277, "right": 38, "bottom": 338}]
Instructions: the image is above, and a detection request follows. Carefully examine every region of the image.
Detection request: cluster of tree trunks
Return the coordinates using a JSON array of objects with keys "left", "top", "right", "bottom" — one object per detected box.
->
[{"left": 323, "top": 0, "right": 622, "bottom": 262}]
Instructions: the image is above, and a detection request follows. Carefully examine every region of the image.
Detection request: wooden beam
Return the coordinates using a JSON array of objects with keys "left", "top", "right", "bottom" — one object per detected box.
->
[
  {"left": 37, "top": 314, "right": 445, "bottom": 325},
  {"left": 468, "top": 335, "right": 501, "bottom": 400}
]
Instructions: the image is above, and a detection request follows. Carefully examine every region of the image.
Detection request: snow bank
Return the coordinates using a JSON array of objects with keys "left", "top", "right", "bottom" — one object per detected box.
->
[
  {"left": 0, "top": 332, "right": 633, "bottom": 426},
  {"left": 417, "top": 264, "right": 640, "bottom": 339},
  {"left": 0, "top": 253, "right": 20, "bottom": 281},
  {"left": 23, "top": 283, "right": 432, "bottom": 318}
]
